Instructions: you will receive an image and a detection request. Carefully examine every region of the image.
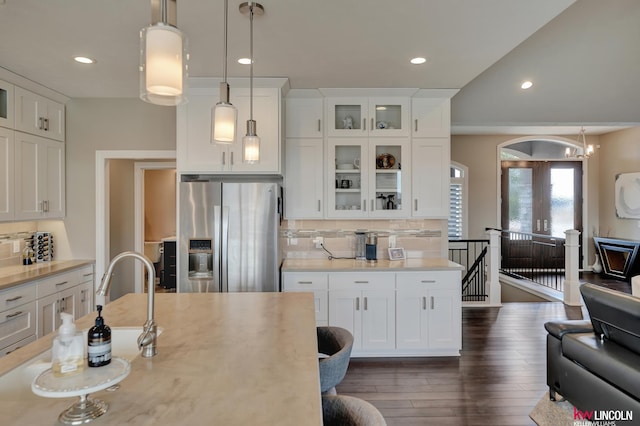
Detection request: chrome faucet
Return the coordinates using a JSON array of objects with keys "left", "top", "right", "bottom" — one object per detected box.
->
[{"left": 96, "top": 251, "right": 158, "bottom": 358}]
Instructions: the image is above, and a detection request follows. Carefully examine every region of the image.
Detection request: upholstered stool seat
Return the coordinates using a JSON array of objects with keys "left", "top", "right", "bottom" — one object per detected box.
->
[
  {"left": 322, "top": 395, "right": 387, "bottom": 426},
  {"left": 317, "top": 326, "right": 354, "bottom": 395}
]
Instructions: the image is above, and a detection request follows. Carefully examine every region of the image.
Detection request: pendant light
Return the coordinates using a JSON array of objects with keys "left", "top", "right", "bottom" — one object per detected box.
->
[
  {"left": 240, "top": 2, "right": 264, "bottom": 164},
  {"left": 212, "top": 0, "right": 237, "bottom": 144},
  {"left": 565, "top": 127, "right": 595, "bottom": 159},
  {"left": 139, "top": 0, "right": 189, "bottom": 106}
]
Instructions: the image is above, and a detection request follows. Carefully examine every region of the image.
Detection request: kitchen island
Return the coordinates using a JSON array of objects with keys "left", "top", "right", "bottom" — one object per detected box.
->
[{"left": 0, "top": 292, "right": 322, "bottom": 425}]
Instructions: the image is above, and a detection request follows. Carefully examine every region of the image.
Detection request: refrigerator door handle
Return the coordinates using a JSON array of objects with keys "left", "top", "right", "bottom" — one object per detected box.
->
[
  {"left": 221, "top": 206, "right": 230, "bottom": 292},
  {"left": 214, "top": 205, "right": 221, "bottom": 293}
]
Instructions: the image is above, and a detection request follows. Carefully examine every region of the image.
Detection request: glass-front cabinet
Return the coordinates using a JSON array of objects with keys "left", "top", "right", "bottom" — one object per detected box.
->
[
  {"left": 328, "top": 138, "right": 410, "bottom": 218},
  {"left": 327, "top": 98, "right": 409, "bottom": 137}
]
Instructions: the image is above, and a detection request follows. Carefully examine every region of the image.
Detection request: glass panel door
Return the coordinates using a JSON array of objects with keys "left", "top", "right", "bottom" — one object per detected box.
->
[
  {"left": 327, "top": 139, "right": 367, "bottom": 218},
  {"left": 370, "top": 138, "right": 409, "bottom": 217}
]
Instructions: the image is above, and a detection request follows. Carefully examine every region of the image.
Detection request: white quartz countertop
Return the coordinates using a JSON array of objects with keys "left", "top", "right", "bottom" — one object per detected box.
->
[
  {"left": 0, "top": 259, "right": 94, "bottom": 291},
  {"left": 282, "top": 257, "right": 463, "bottom": 272},
  {"left": 0, "top": 293, "right": 322, "bottom": 425}
]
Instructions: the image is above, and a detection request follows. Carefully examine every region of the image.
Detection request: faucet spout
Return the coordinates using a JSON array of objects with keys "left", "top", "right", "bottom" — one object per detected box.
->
[{"left": 97, "top": 251, "right": 158, "bottom": 357}]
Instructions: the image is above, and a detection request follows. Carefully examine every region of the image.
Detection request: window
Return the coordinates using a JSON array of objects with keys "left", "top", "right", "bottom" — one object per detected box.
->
[{"left": 449, "top": 164, "right": 467, "bottom": 239}]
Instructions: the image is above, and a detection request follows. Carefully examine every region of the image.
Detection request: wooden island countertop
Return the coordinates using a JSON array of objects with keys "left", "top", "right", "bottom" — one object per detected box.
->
[{"left": 0, "top": 292, "right": 322, "bottom": 425}]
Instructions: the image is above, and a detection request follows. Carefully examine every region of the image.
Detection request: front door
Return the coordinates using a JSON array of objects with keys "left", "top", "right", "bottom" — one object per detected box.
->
[{"left": 501, "top": 161, "right": 583, "bottom": 269}]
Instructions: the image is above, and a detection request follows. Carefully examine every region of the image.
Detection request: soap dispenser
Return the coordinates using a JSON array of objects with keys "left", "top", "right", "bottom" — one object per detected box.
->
[
  {"left": 51, "top": 313, "right": 85, "bottom": 377},
  {"left": 87, "top": 305, "right": 112, "bottom": 367}
]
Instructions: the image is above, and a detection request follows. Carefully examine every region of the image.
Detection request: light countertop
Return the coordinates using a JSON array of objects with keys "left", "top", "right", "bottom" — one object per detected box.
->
[
  {"left": 282, "top": 257, "right": 463, "bottom": 272},
  {"left": 0, "top": 292, "right": 322, "bottom": 425},
  {"left": 0, "top": 260, "right": 95, "bottom": 292}
]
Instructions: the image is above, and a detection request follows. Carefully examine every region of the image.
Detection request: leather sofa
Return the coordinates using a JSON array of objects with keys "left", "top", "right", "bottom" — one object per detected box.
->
[{"left": 545, "top": 283, "right": 640, "bottom": 413}]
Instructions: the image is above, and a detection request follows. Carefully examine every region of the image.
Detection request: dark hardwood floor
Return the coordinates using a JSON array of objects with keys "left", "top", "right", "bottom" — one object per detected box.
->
[{"left": 337, "top": 273, "right": 630, "bottom": 425}]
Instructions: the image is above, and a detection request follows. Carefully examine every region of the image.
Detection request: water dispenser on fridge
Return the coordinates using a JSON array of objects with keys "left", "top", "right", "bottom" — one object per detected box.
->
[{"left": 188, "top": 239, "right": 213, "bottom": 279}]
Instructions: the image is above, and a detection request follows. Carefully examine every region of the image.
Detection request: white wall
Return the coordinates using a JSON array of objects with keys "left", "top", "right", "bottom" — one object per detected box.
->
[{"left": 65, "top": 98, "right": 176, "bottom": 261}]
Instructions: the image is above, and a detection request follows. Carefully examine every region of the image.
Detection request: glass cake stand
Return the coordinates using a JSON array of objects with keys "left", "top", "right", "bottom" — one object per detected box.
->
[{"left": 32, "top": 357, "right": 130, "bottom": 425}]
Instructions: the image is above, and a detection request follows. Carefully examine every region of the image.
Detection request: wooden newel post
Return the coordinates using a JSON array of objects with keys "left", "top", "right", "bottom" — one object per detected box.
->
[
  {"left": 486, "top": 229, "right": 502, "bottom": 306},
  {"left": 564, "top": 229, "right": 581, "bottom": 306}
]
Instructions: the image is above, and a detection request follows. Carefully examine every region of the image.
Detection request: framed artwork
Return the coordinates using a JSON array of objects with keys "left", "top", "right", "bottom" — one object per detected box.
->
[
  {"left": 615, "top": 172, "right": 640, "bottom": 219},
  {"left": 388, "top": 247, "right": 406, "bottom": 261}
]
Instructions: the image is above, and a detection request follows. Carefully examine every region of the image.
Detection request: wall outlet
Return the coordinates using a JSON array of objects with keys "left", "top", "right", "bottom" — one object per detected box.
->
[
  {"left": 389, "top": 235, "right": 396, "bottom": 248},
  {"left": 314, "top": 237, "right": 324, "bottom": 249},
  {"left": 13, "top": 240, "right": 20, "bottom": 253}
]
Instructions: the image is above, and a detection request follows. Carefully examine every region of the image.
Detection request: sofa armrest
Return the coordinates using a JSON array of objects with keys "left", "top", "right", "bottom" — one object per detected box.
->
[{"left": 545, "top": 320, "right": 593, "bottom": 340}]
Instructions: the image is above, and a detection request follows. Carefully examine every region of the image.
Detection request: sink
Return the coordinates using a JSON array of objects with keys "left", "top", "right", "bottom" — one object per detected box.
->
[{"left": 0, "top": 326, "right": 163, "bottom": 400}]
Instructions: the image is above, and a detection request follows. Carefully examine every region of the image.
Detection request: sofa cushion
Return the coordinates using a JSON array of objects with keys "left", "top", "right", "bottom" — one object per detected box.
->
[
  {"left": 580, "top": 283, "right": 640, "bottom": 353},
  {"left": 563, "top": 332, "right": 640, "bottom": 400}
]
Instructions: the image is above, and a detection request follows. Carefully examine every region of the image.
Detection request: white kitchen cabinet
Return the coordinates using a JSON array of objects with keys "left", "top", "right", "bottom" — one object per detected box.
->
[
  {"left": 396, "top": 271, "right": 461, "bottom": 353},
  {"left": 328, "top": 137, "right": 410, "bottom": 218},
  {"left": 0, "top": 283, "right": 37, "bottom": 355},
  {"left": 0, "top": 127, "right": 14, "bottom": 221},
  {"left": 0, "top": 79, "right": 14, "bottom": 129},
  {"left": 14, "top": 132, "right": 65, "bottom": 219},
  {"left": 285, "top": 139, "right": 324, "bottom": 219},
  {"left": 326, "top": 97, "right": 409, "bottom": 137},
  {"left": 285, "top": 94, "right": 323, "bottom": 138},
  {"left": 14, "top": 86, "right": 65, "bottom": 142},
  {"left": 328, "top": 272, "right": 396, "bottom": 353},
  {"left": 411, "top": 98, "right": 451, "bottom": 138},
  {"left": 177, "top": 83, "right": 284, "bottom": 174},
  {"left": 411, "top": 137, "right": 449, "bottom": 218},
  {"left": 282, "top": 272, "right": 328, "bottom": 326}
]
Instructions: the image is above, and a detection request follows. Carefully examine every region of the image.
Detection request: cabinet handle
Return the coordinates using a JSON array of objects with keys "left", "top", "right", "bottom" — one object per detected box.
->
[
  {"left": 39, "top": 201, "right": 43, "bottom": 212},
  {"left": 6, "top": 310, "right": 23, "bottom": 319},
  {"left": 6, "top": 346, "right": 22, "bottom": 355},
  {"left": 356, "top": 298, "right": 360, "bottom": 311},
  {"left": 297, "top": 281, "right": 313, "bottom": 284},
  {"left": 421, "top": 280, "right": 436, "bottom": 283},
  {"left": 371, "top": 118, "right": 374, "bottom": 130},
  {"left": 222, "top": 151, "right": 226, "bottom": 165},
  {"left": 364, "top": 297, "right": 368, "bottom": 310},
  {"left": 55, "top": 281, "right": 68, "bottom": 286},
  {"left": 415, "top": 119, "right": 418, "bottom": 132},
  {"left": 317, "top": 200, "right": 321, "bottom": 212},
  {"left": 38, "top": 117, "right": 44, "bottom": 130},
  {"left": 423, "top": 296, "right": 427, "bottom": 310},
  {"left": 230, "top": 151, "right": 234, "bottom": 165},
  {"left": 371, "top": 199, "right": 374, "bottom": 211},
  {"left": 431, "top": 296, "right": 435, "bottom": 310},
  {"left": 362, "top": 118, "right": 366, "bottom": 131},
  {"left": 362, "top": 199, "right": 366, "bottom": 211},
  {"left": 83, "top": 273, "right": 93, "bottom": 277},
  {"left": 318, "top": 119, "right": 321, "bottom": 132},
  {"left": 6, "top": 296, "right": 23, "bottom": 302},
  {"left": 44, "top": 200, "right": 49, "bottom": 213},
  {"left": 414, "top": 199, "right": 418, "bottom": 211},
  {"left": 354, "top": 280, "right": 369, "bottom": 284},
  {"left": 44, "top": 118, "right": 50, "bottom": 131}
]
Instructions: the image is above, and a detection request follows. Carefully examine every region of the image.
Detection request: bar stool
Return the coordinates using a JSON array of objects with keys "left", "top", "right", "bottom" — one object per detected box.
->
[
  {"left": 322, "top": 395, "right": 387, "bottom": 425},
  {"left": 317, "top": 326, "right": 353, "bottom": 395}
]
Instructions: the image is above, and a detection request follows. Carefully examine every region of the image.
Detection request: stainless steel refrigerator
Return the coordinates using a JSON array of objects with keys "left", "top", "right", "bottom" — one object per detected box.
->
[{"left": 178, "top": 175, "right": 282, "bottom": 293}]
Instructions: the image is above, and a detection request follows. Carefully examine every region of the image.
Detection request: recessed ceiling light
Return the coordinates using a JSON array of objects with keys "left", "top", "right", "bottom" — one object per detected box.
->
[
  {"left": 238, "top": 58, "right": 252, "bottom": 65},
  {"left": 410, "top": 57, "right": 427, "bottom": 65},
  {"left": 74, "top": 56, "right": 96, "bottom": 64},
  {"left": 521, "top": 80, "right": 533, "bottom": 89}
]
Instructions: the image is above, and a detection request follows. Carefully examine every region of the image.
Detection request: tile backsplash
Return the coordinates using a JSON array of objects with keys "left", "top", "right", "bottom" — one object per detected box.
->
[{"left": 282, "top": 219, "right": 446, "bottom": 259}]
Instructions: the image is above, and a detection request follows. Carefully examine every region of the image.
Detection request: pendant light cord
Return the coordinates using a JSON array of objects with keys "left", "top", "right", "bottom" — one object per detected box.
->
[
  {"left": 222, "top": 0, "right": 228, "bottom": 83},
  {"left": 249, "top": 3, "right": 254, "bottom": 122}
]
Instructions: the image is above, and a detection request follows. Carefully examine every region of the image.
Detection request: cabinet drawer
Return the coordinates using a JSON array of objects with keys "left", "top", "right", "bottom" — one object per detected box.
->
[
  {"left": 329, "top": 272, "right": 395, "bottom": 290},
  {"left": 0, "top": 283, "right": 36, "bottom": 313},
  {"left": 0, "top": 300, "right": 36, "bottom": 350},
  {"left": 0, "top": 334, "right": 37, "bottom": 358},
  {"left": 37, "top": 271, "right": 77, "bottom": 298},
  {"left": 282, "top": 272, "right": 328, "bottom": 291},
  {"left": 75, "top": 265, "right": 95, "bottom": 283},
  {"left": 396, "top": 271, "right": 458, "bottom": 290}
]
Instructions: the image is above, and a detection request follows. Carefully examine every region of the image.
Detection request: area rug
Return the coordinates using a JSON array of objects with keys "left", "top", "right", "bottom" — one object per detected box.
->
[{"left": 530, "top": 391, "right": 593, "bottom": 426}]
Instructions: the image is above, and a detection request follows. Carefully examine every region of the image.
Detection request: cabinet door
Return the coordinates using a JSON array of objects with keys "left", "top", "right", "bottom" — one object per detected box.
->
[
  {"left": 14, "top": 87, "right": 63, "bottom": 140},
  {"left": 327, "top": 138, "right": 368, "bottom": 218},
  {"left": 368, "top": 97, "right": 409, "bottom": 137},
  {"left": 396, "top": 287, "right": 428, "bottom": 349},
  {"left": 37, "top": 293, "right": 59, "bottom": 337},
  {"left": 43, "top": 139, "right": 65, "bottom": 217},
  {"left": 361, "top": 289, "right": 395, "bottom": 350},
  {"left": 0, "top": 79, "right": 14, "bottom": 129},
  {"left": 411, "top": 137, "right": 449, "bottom": 218},
  {"left": 328, "top": 289, "right": 362, "bottom": 350},
  {"left": 412, "top": 98, "right": 451, "bottom": 138},
  {"left": 427, "top": 288, "right": 461, "bottom": 350},
  {"left": 45, "top": 100, "right": 65, "bottom": 142},
  {"left": 59, "top": 286, "right": 77, "bottom": 319},
  {"left": 286, "top": 97, "right": 323, "bottom": 138},
  {"left": 74, "top": 282, "right": 93, "bottom": 320},
  {"left": 0, "top": 127, "right": 14, "bottom": 221},
  {"left": 326, "top": 98, "right": 368, "bottom": 137},
  {"left": 0, "top": 301, "right": 36, "bottom": 351},
  {"left": 282, "top": 272, "right": 328, "bottom": 325},
  {"left": 285, "top": 139, "right": 324, "bottom": 219},
  {"left": 369, "top": 138, "right": 410, "bottom": 218},
  {"left": 14, "top": 132, "right": 44, "bottom": 219}
]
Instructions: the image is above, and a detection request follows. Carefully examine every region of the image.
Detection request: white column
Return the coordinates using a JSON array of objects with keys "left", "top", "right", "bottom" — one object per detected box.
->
[
  {"left": 564, "top": 229, "right": 582, "bottom": 306},
  {"left": 486, "top": 229, "right": 502, "bottom": 306}
]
